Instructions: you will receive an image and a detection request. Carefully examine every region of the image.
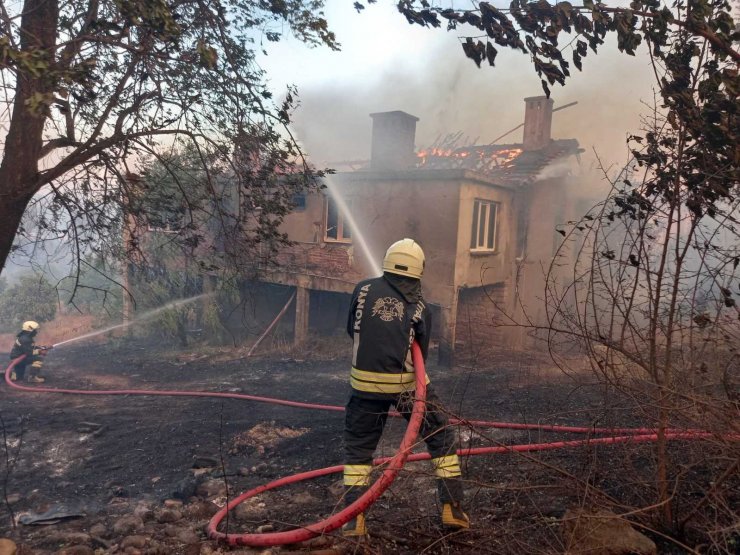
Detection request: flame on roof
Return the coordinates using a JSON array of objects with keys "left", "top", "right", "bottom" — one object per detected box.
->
[{"left": 416, "top": 146, "right": 523, "bottom": 172}]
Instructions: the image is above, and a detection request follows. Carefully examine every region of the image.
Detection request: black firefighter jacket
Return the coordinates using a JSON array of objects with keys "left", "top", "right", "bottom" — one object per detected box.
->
[
  {"left": 10, "top": 330, "right": 36, "bottom": 360},
  {"left": 346, "top": 273, "right": 432, "bottom": 400}
]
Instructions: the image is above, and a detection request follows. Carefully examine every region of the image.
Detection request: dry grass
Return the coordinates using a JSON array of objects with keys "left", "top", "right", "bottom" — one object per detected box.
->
[
  {"left": 229, "top": 422, "right": 309, "bottom": 455},
  {"left": 0, "top": 313, "right": 99, "bottom": 350}
]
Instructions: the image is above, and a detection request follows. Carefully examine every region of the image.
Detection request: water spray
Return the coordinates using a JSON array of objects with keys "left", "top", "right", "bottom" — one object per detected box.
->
[
  {"left": 52, "top": 293, "right": 211, "bottom": 348},
  {"left": 324, "top": 176, "right": 382, "bottom": 277}
]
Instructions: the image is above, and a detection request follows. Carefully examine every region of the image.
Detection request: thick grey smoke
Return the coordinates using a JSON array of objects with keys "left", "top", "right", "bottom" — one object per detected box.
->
[{"left": 288, "top": 36, "right": 655, "bottom": 171}]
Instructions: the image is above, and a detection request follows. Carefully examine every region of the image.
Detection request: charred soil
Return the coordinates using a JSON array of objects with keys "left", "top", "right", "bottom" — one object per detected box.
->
[{"left": 0, "top": 339, "right": 736, "bottom": 554}]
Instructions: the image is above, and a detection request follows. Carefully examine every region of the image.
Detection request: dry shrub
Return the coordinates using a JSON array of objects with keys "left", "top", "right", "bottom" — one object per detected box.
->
[{"left": 0, "top": 313, "right": 98, "bottom": 350}]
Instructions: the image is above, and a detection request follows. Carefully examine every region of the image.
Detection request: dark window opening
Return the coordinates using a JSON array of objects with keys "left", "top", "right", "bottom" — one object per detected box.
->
[
  {"left": 292, "top": 192, "right": 307, "bottom": 211},
  {"left": 325, "top": 196, "right": 352, "bottom": 243}
]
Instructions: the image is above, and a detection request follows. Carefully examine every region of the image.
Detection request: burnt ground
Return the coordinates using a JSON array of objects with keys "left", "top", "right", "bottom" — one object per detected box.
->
[{"left": 0, "top": 338, "right": 737, "bottom": 554}]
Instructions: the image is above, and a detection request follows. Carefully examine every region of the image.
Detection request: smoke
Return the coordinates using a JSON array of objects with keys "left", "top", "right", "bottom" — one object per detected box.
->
[
  {"left": 285, "top": 33, "right": 656, "bottom": 172},
  {"left": 534, "top": 157, "right": 576, "bottom": 182}
]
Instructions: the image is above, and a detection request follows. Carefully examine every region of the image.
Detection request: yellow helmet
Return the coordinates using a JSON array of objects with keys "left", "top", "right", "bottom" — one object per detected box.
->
[
  {"left": 382, "top": 238, "right": 425, "bottom": 279},
  {"left": 22, "top": 321, "right": 40, "bottom": 332}
]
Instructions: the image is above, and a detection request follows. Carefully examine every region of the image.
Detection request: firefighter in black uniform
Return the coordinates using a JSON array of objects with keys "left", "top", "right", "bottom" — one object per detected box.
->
[
  {"left": 342, "top": 238, "right": 469, "bottom": 537},
  {"left": 9, "top": 321, "right": 47, "bottom": 383}
]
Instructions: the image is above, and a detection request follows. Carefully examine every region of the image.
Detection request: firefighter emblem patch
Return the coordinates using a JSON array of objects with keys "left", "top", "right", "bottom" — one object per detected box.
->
[{"left": 372, "top": 297, "right": 404, "bottom": 322}]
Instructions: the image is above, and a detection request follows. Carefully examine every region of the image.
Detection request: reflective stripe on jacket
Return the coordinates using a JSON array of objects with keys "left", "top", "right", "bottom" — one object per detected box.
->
[{"left": 349, "top": 367, "right": 430, "bottom": 395}]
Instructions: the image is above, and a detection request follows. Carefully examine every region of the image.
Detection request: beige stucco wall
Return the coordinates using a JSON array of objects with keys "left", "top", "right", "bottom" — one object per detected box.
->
[
  {"left": 270, "top": 169, "right": 523, "bottom": 342},
  {"left": 515, "top": 178, "right": 567, "bottom": 328},
  {"left": 269, "top": 170, "right": 467, "bottom": 307},
  {"left": 456, "top": 184, "right": 517, "bottom": 289},
  {"left": 276, "top": 171, "right": 522, "bottom": 296},
  {"left": 332, "top": 171, "right": 461, "bottom": 308},
  {"left": 278, "top": 189, "right": 324, "bottom": 244}
]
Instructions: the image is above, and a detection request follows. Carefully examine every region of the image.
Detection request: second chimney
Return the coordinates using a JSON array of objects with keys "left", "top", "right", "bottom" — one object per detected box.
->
[
  {"left": 522, "top": 96, "right": 554, "bottom": 151},
  {"left": 369, "top": 111, "right": 419, "bottom": 171}
]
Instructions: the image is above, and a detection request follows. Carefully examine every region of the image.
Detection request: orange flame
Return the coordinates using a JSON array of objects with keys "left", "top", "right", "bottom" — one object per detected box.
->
[{"left": 416, "top": 147, "right": 523, "bottom": 169}]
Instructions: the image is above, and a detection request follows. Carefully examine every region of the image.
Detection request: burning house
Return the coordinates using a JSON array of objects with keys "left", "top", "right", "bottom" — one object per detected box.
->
[{"left": 254, "top": 96, "right": 588, "bottom": 364}]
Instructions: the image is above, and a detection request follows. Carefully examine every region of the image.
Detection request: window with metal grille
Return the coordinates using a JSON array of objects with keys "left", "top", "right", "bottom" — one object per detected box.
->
[{"left": 470, "top": 199, "right": 498, "bottom": 251}]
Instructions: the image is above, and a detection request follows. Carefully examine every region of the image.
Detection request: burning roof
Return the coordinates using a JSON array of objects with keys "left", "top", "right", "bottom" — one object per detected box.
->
[
  {"left": 416, "top": 145, "right": 523, "bottom": 171},
  {"left": 329, "top": 99, "right": 583, "bottom": 183},
  {"left": 415, "top": 139, "right": 582, "bottom": 185}
]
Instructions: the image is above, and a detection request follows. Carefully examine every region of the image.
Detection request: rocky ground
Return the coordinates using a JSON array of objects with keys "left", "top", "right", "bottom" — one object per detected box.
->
[{"left": 0, "top": 337, "right": 735, "bottom": 554}]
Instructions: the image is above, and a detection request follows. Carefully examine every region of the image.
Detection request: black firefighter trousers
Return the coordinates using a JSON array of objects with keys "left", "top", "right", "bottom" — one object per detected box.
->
[{"left": 343, "top": 387, "right": 464, "bottom": 504}]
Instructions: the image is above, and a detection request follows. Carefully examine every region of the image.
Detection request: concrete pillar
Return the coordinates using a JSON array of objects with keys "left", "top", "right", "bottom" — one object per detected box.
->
[
  {"left": 294, "top": 284, "right": 310, "bottom": 346},
  {"left": 437, "top": 288, "right": 459, "bottom": 367},
  {"left": 122, "top": 263, "right": 133, "bottom": 326},
  {"left": 199, "top": 273, "right": 217, "bottom": 329}
]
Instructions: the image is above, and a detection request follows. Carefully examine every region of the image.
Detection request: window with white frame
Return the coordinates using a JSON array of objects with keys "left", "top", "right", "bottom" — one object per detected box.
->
[
  {"left": 325, "top": 196, "right": 352, "bottom": 243},
  {"left": 470, "top": 199, "right": 499, "bottom": 251}
]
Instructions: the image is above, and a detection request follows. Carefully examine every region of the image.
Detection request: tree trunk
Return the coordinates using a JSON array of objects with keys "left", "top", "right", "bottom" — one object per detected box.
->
[
  {"left": 0, "top": 0, "right": 58, "bottom": 269},
  {"left": 0, "top": 199, "right": 31, "bottom": 271}
]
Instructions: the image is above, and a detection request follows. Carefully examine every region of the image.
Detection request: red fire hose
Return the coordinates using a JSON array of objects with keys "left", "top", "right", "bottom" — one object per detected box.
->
[
  {"left": 209, "top": 342, "right": 429, "bottom": 546},
  {"left": 205, "top": 432, "right": 717, "bottom": 546},
  {"left": 4, "top": 349, "right": 737, "bottom": 548},
  {"left": 4, "top": 355, "right": 343, "bottom": 412},
  {"left": 2, "top": 356, "right": 703, "bottom": 436}
]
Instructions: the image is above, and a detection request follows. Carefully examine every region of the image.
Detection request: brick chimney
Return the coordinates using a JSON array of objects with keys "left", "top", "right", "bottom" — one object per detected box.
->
[
  {"left": 522, "top": 96, "right": 554, "bottom": 151},
  {"left": 369, "top": 111, "right": 419, "bottom": 170}
]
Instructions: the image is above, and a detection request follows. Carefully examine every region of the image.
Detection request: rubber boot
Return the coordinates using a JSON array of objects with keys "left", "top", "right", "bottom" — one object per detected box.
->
[
  {"left": 341, "top": 486, "right": 368, "bottom": 538},
  {"left": 28, "top": 360, "right": 45, "bottom": 383},
  {"left": 438, "top": 478, "right": 470, "bottom": 529}
]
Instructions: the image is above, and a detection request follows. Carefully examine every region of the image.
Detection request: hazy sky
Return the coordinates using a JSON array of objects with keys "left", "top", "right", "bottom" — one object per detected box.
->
[{"left": 257, "top": 0, "right": 657, "bottom": 171}]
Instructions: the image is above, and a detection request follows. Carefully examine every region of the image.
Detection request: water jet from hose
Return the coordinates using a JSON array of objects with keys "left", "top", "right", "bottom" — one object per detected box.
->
[{"left": 52, "top": 293, "right": 211, "bottom": 348}]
